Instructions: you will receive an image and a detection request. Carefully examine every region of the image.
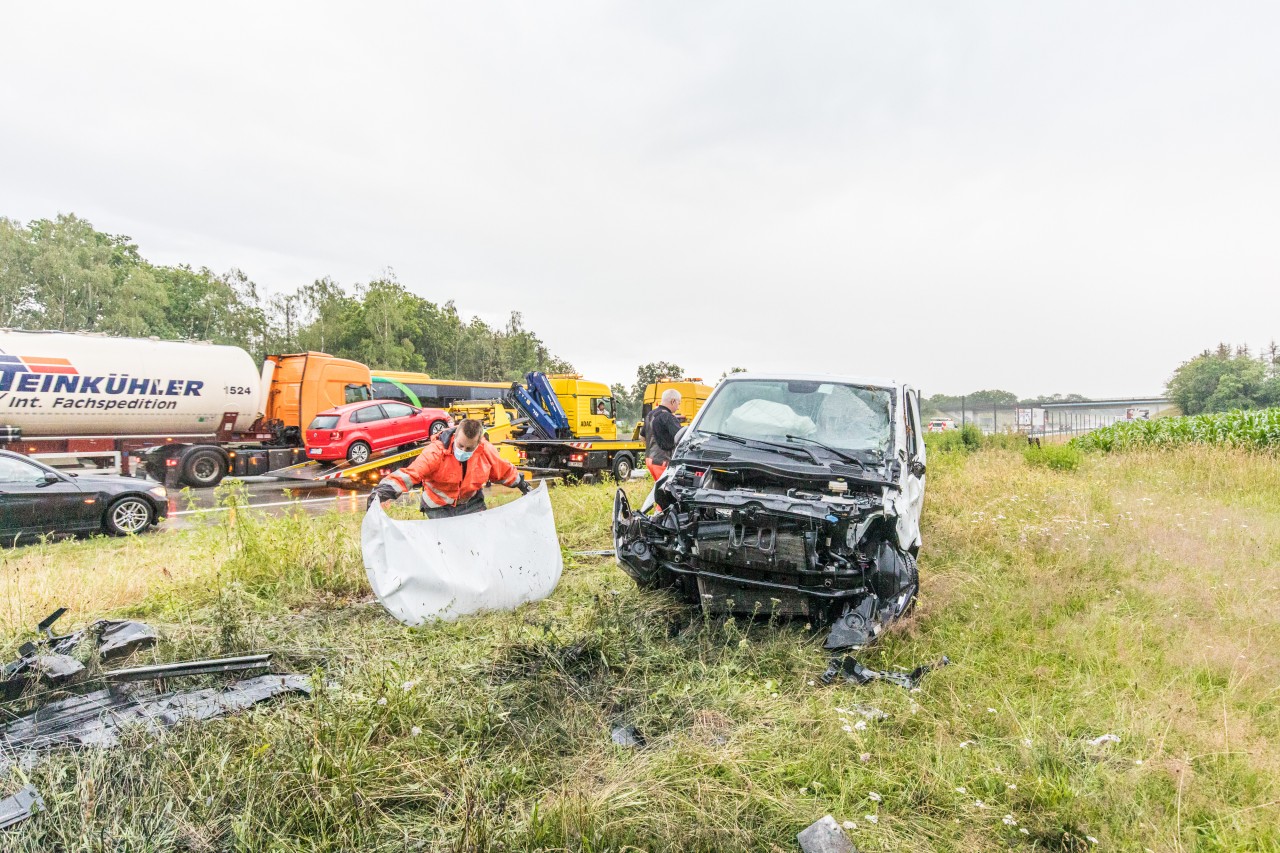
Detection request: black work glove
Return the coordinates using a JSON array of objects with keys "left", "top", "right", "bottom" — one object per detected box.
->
[
  {"left": 516, "top": 478, "right": 534, "bottom": 495},
  {"left": 367, "top": 482, "right": 400, "bottom": 509}
]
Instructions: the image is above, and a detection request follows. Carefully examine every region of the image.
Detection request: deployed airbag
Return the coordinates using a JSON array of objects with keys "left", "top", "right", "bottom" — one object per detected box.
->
[{"left": 362, "top": 484, "right": 563, "bottom": 626}]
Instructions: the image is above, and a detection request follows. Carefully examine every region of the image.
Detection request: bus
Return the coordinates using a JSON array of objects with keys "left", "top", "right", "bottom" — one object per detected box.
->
[{"left": 371, "top": 371, "right": 511, "bottom": 409}]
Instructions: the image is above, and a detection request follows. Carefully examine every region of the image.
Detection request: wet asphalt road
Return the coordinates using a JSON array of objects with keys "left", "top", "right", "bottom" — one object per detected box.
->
[{"left": 165, "top": 477, "right": 372, "bottom": 529}]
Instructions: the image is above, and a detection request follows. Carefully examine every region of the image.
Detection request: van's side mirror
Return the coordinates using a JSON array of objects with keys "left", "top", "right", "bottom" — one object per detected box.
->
[{"left": 909, "top": 459, "right": 926, "bottom": 478}]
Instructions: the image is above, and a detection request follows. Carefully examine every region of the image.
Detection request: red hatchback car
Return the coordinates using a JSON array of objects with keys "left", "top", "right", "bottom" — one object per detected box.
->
[{"left": 305, "top": 401, "right": 451, "bottom": 464}]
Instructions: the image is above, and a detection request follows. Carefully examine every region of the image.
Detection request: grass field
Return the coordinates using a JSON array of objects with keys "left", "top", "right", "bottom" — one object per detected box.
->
[{"left": 1, "top": 448, "right": 1278, "bottom": 851}]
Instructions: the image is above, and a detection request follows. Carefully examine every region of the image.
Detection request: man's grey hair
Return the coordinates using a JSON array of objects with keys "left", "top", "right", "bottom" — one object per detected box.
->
[{"left": 661, "top": 389, "right": 682, "bottom": 407}]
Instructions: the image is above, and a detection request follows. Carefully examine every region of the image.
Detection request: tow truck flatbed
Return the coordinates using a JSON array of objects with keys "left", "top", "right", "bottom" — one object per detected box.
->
[{"left": 270, "top": 445, "right": 426, "bottom": 489}]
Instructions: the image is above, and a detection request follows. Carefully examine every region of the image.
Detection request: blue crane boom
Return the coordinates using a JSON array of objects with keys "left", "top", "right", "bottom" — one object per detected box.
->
[{"left": 505, "top": 372, "right": 572, "bottom": 439}]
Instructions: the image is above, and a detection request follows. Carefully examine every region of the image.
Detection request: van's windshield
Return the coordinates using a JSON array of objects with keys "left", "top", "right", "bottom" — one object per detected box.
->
[{"left": 696, "top": 379, "right": 894, "bottom": 454}]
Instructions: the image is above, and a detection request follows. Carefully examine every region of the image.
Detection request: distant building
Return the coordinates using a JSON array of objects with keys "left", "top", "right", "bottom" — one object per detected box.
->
[
  {"left": 934, "top": 397, "right": 1179, "bottom": 435},
  {"left": 1039, "top": 397, "right": 1179, "bottom": 434}
]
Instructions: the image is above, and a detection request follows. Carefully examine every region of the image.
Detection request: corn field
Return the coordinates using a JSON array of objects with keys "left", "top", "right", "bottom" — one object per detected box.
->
[{"left": 1072, "top": 407, "right": 1280, "bottom": 452}]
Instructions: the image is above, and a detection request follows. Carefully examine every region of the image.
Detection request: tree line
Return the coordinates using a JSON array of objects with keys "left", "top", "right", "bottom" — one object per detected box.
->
[{"left": 0, "top": 213, "right": 572, "bottom": 382}]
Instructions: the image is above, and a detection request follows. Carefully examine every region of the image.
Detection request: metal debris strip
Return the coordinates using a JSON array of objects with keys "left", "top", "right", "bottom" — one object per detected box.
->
[
  {"left": 797, "top": 815, "right": 860, "bottom": 853},
  {"left": 0, "top": 674, "right": 311, "bottom": 771},
  {"left": 571, "top": 549, "right": 616, "bottom": 557},
  {"left": 820, "top": 655, "right": 951, "bottom": 689},
  {"left": 0, "top": 785, "right": 44, "bottom": 830},
  {"left": 102, "top": 653, "right": 272, "bottom": 684}
]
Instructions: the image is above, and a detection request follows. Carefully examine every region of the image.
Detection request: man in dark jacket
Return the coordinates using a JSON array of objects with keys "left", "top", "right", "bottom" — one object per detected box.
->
[{"left": 640, "top": 389, "right": 682, "bottom": 480}]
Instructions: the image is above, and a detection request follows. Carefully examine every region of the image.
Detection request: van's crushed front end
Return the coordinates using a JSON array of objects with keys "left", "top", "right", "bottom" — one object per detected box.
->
[{"left": 612, "top": 376, "right": 926, "bottom": 651}]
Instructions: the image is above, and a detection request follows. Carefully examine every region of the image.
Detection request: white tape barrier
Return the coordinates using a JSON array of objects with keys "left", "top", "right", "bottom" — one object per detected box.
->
[{"left": 361, "top": 483, "right": 563, "bottom": 626}]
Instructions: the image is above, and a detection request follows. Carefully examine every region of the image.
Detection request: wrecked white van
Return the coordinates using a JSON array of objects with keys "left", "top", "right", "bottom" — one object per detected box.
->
[{"left": 613, "top": 374, "right": 926, "bottom": 650}]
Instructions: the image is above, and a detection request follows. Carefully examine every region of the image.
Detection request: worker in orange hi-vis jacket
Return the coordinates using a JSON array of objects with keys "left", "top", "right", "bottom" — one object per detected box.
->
[{"left": 367, "top": 418, "right": 532, "bottom": 518}]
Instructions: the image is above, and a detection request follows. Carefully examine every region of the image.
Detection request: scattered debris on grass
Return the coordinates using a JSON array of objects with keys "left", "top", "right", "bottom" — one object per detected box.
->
[
  {"left": 0, "top": 674, "right": 310, "bottom": 770},
  {"left": 797, "top": 814, "right": 860, "bottom": 853},
  {"left": 610, "top": 724, "right": 646, "bottom": 748},
  {"left": 0, "top": 785, "right": 44, "bottom": 830},
  {"left": 1087, "top": 733, "right": 1121, "bottom": 746},
  {"left": 820, "top": 655, "right": 950, "bottom": 689},
  {"left": 1, "top": 608, "right": 158, "bottom": 697}
]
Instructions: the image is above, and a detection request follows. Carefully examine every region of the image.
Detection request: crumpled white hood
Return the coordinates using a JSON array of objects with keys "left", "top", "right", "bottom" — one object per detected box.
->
[{"left": 361, "top": 483, "right": 563, "bottom": 626}]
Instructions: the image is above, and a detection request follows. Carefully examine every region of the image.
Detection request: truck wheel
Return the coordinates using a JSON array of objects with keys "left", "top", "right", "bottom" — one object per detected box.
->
[
  {"left": 347, "top": 441, "right": 372, "bottom": 465},
  {"left": 104, "top": 496, "right": 153, "bottom": 536},
  {"left": 429, "top": 420, "right": 447, "bottom": 437},
  {"left": 611, "top": 453, "right": 634, "bottom": 482},
  {"left": 181, "top": 448, "right": 227, "bottom": 488}
]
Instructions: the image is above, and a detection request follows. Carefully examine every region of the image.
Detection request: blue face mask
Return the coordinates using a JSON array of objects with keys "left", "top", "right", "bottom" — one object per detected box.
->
[{"left": 453, "top": 443, "right": 475, "bottom": 462}]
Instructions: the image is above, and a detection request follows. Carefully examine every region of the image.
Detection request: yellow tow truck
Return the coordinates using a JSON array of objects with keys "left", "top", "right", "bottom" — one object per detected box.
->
[{"left": 504, "top": 373, "right": 648, "bottom": 482}]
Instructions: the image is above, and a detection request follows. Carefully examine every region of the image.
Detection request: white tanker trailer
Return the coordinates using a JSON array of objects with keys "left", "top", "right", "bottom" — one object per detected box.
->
[{"left": 0, "top": 330, "right": 372, "bottom": 487}]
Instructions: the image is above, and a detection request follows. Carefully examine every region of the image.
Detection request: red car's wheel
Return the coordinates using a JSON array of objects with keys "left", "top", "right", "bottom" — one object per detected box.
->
[{"left": 346, "top": 441, "right": 372, "bottom": 464}]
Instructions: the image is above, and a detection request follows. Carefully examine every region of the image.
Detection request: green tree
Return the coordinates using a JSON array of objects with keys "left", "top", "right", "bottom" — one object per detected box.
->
[
  {"left": 0, "top": 217, "right": 36, "bottom": 326},
  {"left": 1167, "top": 346, "right": 1269, "bottom": 415}
]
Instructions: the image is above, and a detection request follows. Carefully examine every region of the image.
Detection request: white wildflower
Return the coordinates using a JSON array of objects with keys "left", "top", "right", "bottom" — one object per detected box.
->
[
  {"left": 1007, "top": 783, "right": 1017, "bottom": 790},
  {"left": 955, "top": 786, "right": 967, "bottom": 794},
  {"left": 974, "top": 800, "right": 987, "bottom": 809},
  {"left": 1088, "top": 733, "right": 1120, "bottom": 746},
  {"left": 401, "top": 680, "right": 418, "bottom": 691},
  {"left": 854, "top": 720, "right": 868, "bottom": 731},
  {"left": 841, "top": 820, "right": 857, "bottom": 830},
  {"left": 842, "top": 724, "right": 853, "bottom": 733},
  {"left": 987, "top": 708, "right": 997, "bottom": 714},
  {"left": 1020, "top": 828, "right": 1030, "bottom": 835},
  {"left": 959, "top": 741, "right": 974, "bottom": 749},
  {"left": 1022, "top": 738, "right": 1033, "bottom": 747},
  {"left": 864, "top": 814, "right": 878, "bottom": 824},
  {"left": 1003, "top": 814, "right": 1017, "bottom": 826},
  {"left": 410, "top": 726, "right": 422, "bottom": 736},
  {"left": 376, "top": 697, "right": 387, "bottom": 706},
  {"left": 859, "top": 752, "right": 871, "bottom": 762},
  {"left": 868, "top": 791, "right": 882, "bottom": 802},
  {"left": 1086, "top": 836, "right": 1098, "bottom": 844}
]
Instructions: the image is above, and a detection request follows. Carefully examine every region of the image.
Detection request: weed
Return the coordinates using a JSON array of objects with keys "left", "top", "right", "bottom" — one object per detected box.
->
[
  {"left": 1023, "top": 443, "right": 1082, "bottom": 471},
  {"left": 1, "top": 460, "right": 1278, "bottom": 850}
]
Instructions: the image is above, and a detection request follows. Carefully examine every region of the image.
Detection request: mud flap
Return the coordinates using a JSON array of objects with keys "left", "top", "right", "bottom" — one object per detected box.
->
[{"left": 362, "top": 483, "right": 563, "bottom": 625}]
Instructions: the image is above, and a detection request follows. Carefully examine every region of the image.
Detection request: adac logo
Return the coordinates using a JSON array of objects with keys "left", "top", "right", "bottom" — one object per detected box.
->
[{"left": 0, "top": 354, "right": 77, "bottom": 375}]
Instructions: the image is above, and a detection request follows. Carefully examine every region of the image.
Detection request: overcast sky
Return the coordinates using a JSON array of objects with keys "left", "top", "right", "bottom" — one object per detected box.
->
[{"left": 3, "top": 2, "right": 1278, "bottom": 397}]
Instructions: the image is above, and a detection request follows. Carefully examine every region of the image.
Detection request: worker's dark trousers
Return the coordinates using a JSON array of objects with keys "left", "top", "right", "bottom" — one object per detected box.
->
[{"left": 421, "top": 493, "right": 487, "bottom": 519}]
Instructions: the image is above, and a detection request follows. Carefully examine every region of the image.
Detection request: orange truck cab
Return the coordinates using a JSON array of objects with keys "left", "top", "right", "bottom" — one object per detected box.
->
[{"left": 262, "top": 353, "right": 372, "bottom": 442}]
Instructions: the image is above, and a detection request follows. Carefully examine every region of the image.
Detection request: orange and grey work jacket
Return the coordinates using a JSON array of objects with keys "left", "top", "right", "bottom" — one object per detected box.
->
[{"left": 377, "top": 433, "right": 521, "bottom": 511}]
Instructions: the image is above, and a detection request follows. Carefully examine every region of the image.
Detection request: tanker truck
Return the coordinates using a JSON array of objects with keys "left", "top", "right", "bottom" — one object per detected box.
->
[{"left": 0, "top": 329, "right": 371, "bottom": 487}]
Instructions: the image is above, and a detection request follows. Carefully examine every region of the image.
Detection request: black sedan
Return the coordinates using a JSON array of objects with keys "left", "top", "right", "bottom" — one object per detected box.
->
[{"left": 0, "top": 450, "right": 168, "bottom": 545}]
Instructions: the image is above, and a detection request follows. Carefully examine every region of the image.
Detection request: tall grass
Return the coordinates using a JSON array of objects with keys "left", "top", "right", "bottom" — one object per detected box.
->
[
  {"left": 1074, "top": 407, "right": 1280, "bottom": 453},
  {"left": 2, "top": 452, "right": 1279, "bottom": 850}
]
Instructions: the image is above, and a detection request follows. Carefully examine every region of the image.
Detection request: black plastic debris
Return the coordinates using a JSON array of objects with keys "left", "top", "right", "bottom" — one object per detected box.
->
[
  {"left": 1, "top": 609, "right": 160, "bottom": 696},
  {"left": 96, "top": 621, "right": 160, "bottom": 661},
  {"left": 610, "top": 724, "right": 646, "bottom": 748},
  {"left": 0, "top": 674, "right": 310, "bottom": 770},
  {"left": 820, "top": 655, "right": 950, "bottom": 689},
  {"left": 823, "top": 597, "right": 878, "bottom": 650},
  {"left": 797, "top": 815, "right": 859, "bottom": 853},
  {"left": 33, "top": 654, "right": 85, "bottom": 683},
  {"left": 0, "top": 785, "right": 44, "bottom": 830}
]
